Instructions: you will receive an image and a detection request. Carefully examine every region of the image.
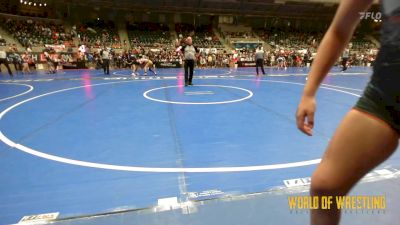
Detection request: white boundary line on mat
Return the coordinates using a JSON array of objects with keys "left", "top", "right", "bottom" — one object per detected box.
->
[{"left": 0, "top": 79, "right": 361, "bottom": 173}]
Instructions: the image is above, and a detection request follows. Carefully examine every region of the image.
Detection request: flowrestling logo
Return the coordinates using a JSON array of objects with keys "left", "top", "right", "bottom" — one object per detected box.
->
[{"left": 359, "top": 12, "right": 382, "bottom": 20}]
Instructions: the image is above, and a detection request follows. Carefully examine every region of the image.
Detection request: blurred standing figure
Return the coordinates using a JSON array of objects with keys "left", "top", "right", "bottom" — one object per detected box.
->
[
  {"left": 0, "top": 49, "right": 13, "bottom": 76},
  {"left": 101, "top": 45, "right": 110, "bottom": 75},
  {"left": 21, "top": 51, "right": 31, "bottom": 74},
  {"left": 178, "top": 37, "right": 199, "bottom": 86},
  {"left": 255, "top": 45, "right": 266, "bottom": 75},
  {"left": 340, "top": 47, "right": 350, "bottom": 72},
  {"left": 44, "top": 51, "right": 56, "bottom": 74}
]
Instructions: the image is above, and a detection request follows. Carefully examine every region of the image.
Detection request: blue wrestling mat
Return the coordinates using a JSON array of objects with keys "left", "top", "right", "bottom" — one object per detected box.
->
[{"left": 1, "top": 66, "right": 399, "bottom": 225}]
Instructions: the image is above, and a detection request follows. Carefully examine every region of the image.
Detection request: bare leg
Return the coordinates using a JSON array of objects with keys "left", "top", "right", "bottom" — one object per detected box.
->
[
  {"left": 131, "top": 65, "right": 136, "bottom": 75},
  {"left": 134, "top": 65, "right": 140, "bottom": 75},
  {"left": 23, "top": 63, "right": 30, "bottom": 74},
  {"left": 149, "top": 65, "right": 157, "bottom": 75},
  {"left": 144, "top": 65, "right": 148, "bottom": 75},
  {"left": 311, "top": 109, "right": 399, "bottom": 225}
]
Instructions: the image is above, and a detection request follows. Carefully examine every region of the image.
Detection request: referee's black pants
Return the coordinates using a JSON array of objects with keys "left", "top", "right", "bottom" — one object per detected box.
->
[
  {"left": 103, "top": 59, "right": 110, "bottom": 75},
  {"left": 0, "top": 58, "right": 13, "bottom": 76},
  {"left": 341, "top": 57, "right": 349, "bottom": 71},
  {"left": 256, "top": 59, "right": 265, "bottom": 75},
  {"left": 184, "top": 59, "right": 194, "bottom": 84}
]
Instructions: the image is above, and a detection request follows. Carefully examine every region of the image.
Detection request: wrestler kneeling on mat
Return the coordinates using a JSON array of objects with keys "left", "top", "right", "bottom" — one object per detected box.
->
[{"left": 133, "top": 57, "right": 157, "bottom": 76}]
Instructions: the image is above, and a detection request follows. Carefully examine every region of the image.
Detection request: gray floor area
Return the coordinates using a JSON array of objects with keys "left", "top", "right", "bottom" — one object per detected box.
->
[{"left": 26, "top": 167, "right": 400, "bottom": 225}]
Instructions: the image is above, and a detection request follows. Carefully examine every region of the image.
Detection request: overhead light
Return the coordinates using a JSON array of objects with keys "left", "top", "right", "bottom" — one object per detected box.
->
[
  {"left": 44, "top": 3, "right": 47, "bottom": 6},
  {"left": 39, "top": 3, "right": 42, "bottom": 6},
  {"left": 28, "top": 2, "right": 32, "bottom": 5},
  {"left": 34, "top": 3, "right": 36, "bottom": 6},
  {"left": 274, "top": 0, "right": 285, "bottom": 4}
]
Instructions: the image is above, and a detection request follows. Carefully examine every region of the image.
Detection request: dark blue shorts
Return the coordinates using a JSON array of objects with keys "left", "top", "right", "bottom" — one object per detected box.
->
[{"left": 354, "top": 47, "right": 400, "bottom": 133}]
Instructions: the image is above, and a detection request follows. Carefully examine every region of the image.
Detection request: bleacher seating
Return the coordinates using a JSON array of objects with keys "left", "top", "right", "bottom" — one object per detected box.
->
[
  {"left": 0, "top": 36, "right": 6, "bottom": 46},
  {"left": 76, "top": 20, "right": 121, "bottom": 48},
  {"left": 127, "top": 23, "right": 171, "bottom": 48},
  {"left": 1, "top": 17, "right": 72, "bottom": 47},
  {"left": 176, "top": 24, "right": 223, "bottom": 48}
]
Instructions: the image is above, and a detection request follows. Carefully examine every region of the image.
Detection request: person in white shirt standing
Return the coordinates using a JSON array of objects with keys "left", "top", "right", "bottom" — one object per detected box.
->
[
  {"left": 0, "top": 49, "right": 13, "bottom": 76},
  {"left": 100, "top": 45, "right": 110, "bottom": 75},
  {"left": 340, "top": 47, "right": 350, "bottom": 72},
  {"left": 255, "top": 45, "right": 266, "bottom": 75},
  {"left": 178, "top": 37, "right": 199, "bottom": 86}
]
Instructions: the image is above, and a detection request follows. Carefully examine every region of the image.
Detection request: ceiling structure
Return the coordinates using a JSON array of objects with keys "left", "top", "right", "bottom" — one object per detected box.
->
[{"left": 58, "top": 0, "right": 342, "bottom": 19}]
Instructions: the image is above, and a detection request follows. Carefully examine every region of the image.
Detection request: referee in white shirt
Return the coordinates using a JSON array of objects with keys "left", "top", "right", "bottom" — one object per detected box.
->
[
  {"left": 255, "top": 45, "right": 265, "bottom": 75},
  {"left": 100, "top": 45, "right": 110, "bottom": 75},
  {"left": 341, "top": 47, "right": 350, "bottom": 72},
  {"left": 180, "top": 37, "right": 198, "bottom": 86}
]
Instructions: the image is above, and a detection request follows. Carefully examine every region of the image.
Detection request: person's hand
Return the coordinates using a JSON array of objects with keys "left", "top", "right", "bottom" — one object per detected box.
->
[
  {"left": 175, "top": 39, "right": 180, "bottom": 47},
  {"left": 296, "top": 95, "right": 316, "bottom": 136}
]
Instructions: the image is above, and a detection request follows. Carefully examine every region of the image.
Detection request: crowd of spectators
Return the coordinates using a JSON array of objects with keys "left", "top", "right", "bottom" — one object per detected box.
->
[
  {"left": 1, "top": 17, "right": 73, "bottom": 48},
  {"left": 0, "top": 16, "right": 378, "bottom": 71},
  {"left": 191, "top": 31, "right": 223, "bottom": 49},
  {"left": 222, "top": 31, "right": 256, "bottom": 39},
  {"left": 176, "top": 24, "right": 223, "bottom": 49},
  {"left": 75, "top": 20, "right": 122, "bottom": 49},
  {"left": 127, "top": 23, "right": 172, "bottom": 48},
  {"left": 0, "top": 34, "right": 6, "bottom": 46},
  {"left": 255, "top": 30, "right": 322, "bottom": 49}
]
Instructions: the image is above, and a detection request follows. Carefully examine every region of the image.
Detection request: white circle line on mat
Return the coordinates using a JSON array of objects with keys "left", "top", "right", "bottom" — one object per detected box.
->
[
  {"left": 0, "top": 79, "right": 360, "bottom": 172},
  {"left": 143, "top": 85, "right": 253, "bottom": 105},
  {"left": 0, "top": 83, "right": 34, "bottom": 102}
]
